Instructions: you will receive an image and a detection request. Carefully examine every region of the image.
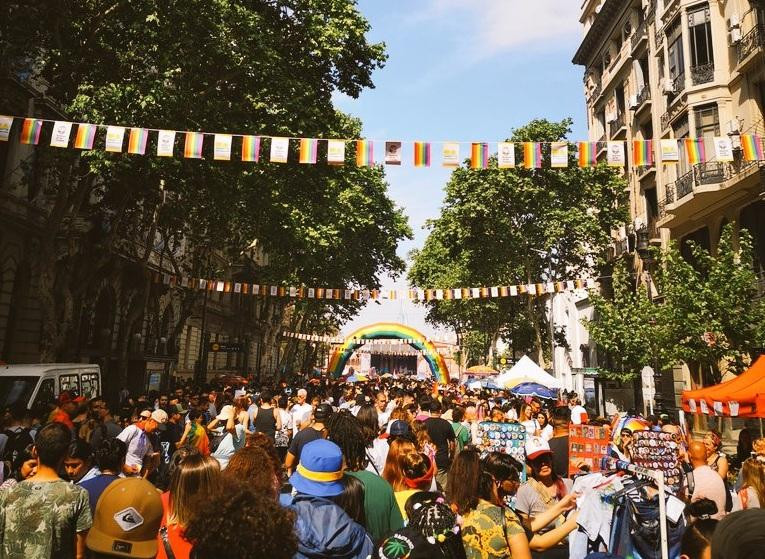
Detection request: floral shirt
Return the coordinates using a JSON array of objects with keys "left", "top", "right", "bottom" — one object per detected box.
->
[{"left": 461, "top": 499, "right": 525, "bottom": 559}]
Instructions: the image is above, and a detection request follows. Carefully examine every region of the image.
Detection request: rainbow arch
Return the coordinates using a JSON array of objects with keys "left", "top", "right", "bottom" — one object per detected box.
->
[{"left": 328, "top": 322, "right": 450, "bottom": 384}]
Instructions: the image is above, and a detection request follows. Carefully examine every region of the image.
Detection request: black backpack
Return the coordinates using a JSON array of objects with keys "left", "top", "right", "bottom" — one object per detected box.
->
[{"left": 2, "top": 428, "right": 33, "bottom": 465}]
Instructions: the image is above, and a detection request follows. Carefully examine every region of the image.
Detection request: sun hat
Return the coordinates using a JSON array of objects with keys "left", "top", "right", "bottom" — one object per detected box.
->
[
  {"left": 525, "top": 436, "right": 552, "bottom": 461},
  {"left": 138, "top": 410, "right": 152, "bottom": 420},
  {"left": 150, "top": 409, "right": 168, "bottom": 424},
  {"left": 216, "top": 404, "right": 235, "bottom": 421},
  {"left": 290, "top": 439, "right": 345, "bottom": 498},
  {"left": 86, "top": 478, "right": 163, "bottom": 558}
]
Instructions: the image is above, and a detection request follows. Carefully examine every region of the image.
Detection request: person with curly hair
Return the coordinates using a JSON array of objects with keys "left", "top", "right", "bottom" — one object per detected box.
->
[
  {"left": 223, "top": 445, "right": 280, "bottom": 500},
  {"left": 184, "top": 477, "right": 297, "bottom": 559}
]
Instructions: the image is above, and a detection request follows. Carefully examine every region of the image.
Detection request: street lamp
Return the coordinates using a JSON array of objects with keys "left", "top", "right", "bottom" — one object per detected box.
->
[
  {"left": 636, "top": 228, "right": 663, "bottom": 412},
  {"left": 530, "top": 248, "right": 556, "bottom": 377}
]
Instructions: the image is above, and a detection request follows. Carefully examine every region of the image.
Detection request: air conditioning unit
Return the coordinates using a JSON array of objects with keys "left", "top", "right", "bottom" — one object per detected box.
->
[
  {"left": 730, "top": 27, "right": 743, "bottom": 44},
  {"left": 728, "top": 14, "right": 740, "bottom": 30},
  {"left": 629, "top": 94, "right": 639, "bottom": 109},
  {"left": 661, "top": 79, "right": 674, "bottom": 94}
]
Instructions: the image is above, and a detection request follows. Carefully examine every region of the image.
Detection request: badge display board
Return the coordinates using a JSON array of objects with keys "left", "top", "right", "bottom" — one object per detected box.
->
[
  {"left": 476, "top": 421, "right": 527, "bottom": 481},
  {"left": 568, "top": 425, "right": 611, "bottom": 476},
  {"left": 631, "top": 430, "right": 683, "bottom": 492}
]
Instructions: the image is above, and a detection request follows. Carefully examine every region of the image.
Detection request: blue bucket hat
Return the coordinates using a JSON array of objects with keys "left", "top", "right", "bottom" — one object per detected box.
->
[{"left": 290, "top": 439, "right": 345, "bottom": 498}]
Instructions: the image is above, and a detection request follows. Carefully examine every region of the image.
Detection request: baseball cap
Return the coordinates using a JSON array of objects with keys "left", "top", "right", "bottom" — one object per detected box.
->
[
  {"left": 525, "top": 436, "right": 552, "bottom": 461},
  {"left": 216, "top": 404, "right": 235, "bottom": 421},
  {"left": 290, "top": 439, "right": 345, "bottom": 498},
  {"left": 314, "top": 403, "right": 333, "bottom": 421},
  {"left": 389, "top": 420, "right": 411, "bottom": 438},
  {"left": 138, "top": 410, "right": 152, "bottom": 420},
  {"left": 86, "top": 478, "right": 163, "bottom": 558},
  {"left": 150, "top": 409, "right": 168, "bottom": 424}
]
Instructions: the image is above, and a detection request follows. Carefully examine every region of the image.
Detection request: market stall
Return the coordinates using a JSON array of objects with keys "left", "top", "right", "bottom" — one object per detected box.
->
[{"left": 681, "top": 355, "right": 765, "bottom": 417}]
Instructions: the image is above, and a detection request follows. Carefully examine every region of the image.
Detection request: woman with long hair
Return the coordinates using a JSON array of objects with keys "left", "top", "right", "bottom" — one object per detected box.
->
[
  {"left": 394, "top": 451, "right": 436, "bottom": 520},
  {"left": 274, "top": 394, "right": 292, "bottom": 462},
  {"left": 356, "top": 404, "right": 388, "bottom": 475},
  {"left": 520, "top": 403, "right": 538, "bottom": 437},
  {"left": 704, "top": 428, "right": 729, "bottom": 480},
  {"left": 382, "top": 439, "right": 417, "bottom": 491},
  {"left": 536, "top": 411, "right": 553, "bottom": 441},
  {"left": 157, "top": 453, "right": 222, "bottom": 559},
  {"left": 412, "top": 420, "right": 437, "bottom": 462},
  {"left": 179, "top": 409, "right": 210, "bottom": 456},
  {"left": 738, "top": 457, "right": 765, "bottom": 510},
  {"left": 334, "top": 475, "right": 367, "bottom": 527}
]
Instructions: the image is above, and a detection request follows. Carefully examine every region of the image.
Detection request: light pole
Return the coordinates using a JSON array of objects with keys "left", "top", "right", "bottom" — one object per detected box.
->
[
  {"left": 636, "top": 228, "right": 663, "bottom": 412},
  {"left": 531, "top": 248, "right": 556, "bottom": 377}
]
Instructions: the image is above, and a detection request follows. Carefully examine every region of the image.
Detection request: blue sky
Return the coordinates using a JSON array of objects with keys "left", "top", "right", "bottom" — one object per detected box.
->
[{"left": 339, "top": 0, "right": 587, "bottom": 338}]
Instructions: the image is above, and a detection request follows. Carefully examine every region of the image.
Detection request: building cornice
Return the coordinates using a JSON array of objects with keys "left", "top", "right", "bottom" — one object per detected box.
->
[{"left": 572, "top": 0, "right": 626, "bottom": 66}]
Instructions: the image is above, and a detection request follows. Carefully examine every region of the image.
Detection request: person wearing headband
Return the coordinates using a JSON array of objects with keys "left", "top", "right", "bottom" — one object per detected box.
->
[{"left": 394, "top": 452, "right": 435, "bottom": 521}]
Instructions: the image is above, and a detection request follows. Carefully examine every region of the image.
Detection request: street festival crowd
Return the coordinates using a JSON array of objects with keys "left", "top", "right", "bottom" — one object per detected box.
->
[{"left": 1, "top": 375, "right": 765, "bottom": 559}]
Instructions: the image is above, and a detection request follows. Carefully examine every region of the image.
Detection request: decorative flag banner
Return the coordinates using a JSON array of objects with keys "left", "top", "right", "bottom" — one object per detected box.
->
[
  {"left": 384, "top": 141, "right": 401, "bottom": 165},
  {"left": 356, "top": 139, "right": 374, "bottom": 166},
  {"left": 73, "top": 123, "right": 98, "bottom": 150},
  {"left": 157, "top": 130, "right": 176, "bottom": 157},
  {"left": 299, "top": 138, "right": 319, "bottom": 164},
  {"left": 497, "top": 142, "right": 515, "bottom": 168},
  {"left": 742, "top": 134, "right": 764, "bottom": 161},
  {"left": 128, "top": 128, "right": 149, "bottom": 155},
  {"left": 632, "top": 139, "right": 653, "bottom": 166},
  {"left": 241, "top": 135, "right": 260, "bottom": 162},
  {"left": 184, "top": 132, "right": 204, "bottom": 159},
  {"left": 270, "top": 137, "right": 289, "bottom": 163},
  {"left": 20, "top": 118, "right": 42, "bottom": 145},
  {"left": 660, "top": 139, "right": 679, "bottom": 162},
  {"left": 550, "top": 142, "right": 568, "bottom": 168},
  {"left": 471, "top": 142, "right": 489, "bottom": 169},
  {"left": 684, "top": 137, "right": 705, "bottom": 165},
  {"left": 523, "top": 142, "right": 542, "bottom": 169},
  {"left": 442, "top": 142, "right": 460, "bottom": 167},
  {"left": 105, "top": 126, "right": 125, "bottom": 152},
  {"left": 713, "top": 136, "right": 734, "bottom": 162},
  {"left": 213, "top": 134, "right": 232, "bottom": 161},
  {"left": 413, "top": 141, "right": 431, "bottom": 167},
  {"left": 577, "top": 141, "right": 597, "bottom": 167},
  {"left": 50, "top": 121, "right": 73, "bottom": 148},
  {"left": 0, "top": 116, "right": 13, "bottom": 141},
  {"left": 327, "top": 139, "right": 345, "bottom": 164},
  {"left": 607, "top": 141, "right": 625, "bottom": 167}
]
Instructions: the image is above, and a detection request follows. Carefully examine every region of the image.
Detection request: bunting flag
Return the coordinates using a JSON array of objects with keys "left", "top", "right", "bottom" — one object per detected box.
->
[
  {"left": 741, "top": 134, "right": 764, "bottom": 161},
  {"left": 385, "top": 141, "right": 402, "bottom": 165},
  {"left": 660, "top": 139, "right": 679, "bottom": 162},
  {"left": 299, "top": 138, "right": 319, "bottom": 164},
  {"left": 577, "top": 141, "right": 597, "bottom": 167},
  {"left": 241, "top": 135, "right": 261, "bottom": 162},
  {"left": 523, "top": 142, "right": 542, "bottom": 168},
  {"left": 497, "top": 142, "right": 515, "bottom": 168},
  {"left": 684, "top": 137, "right": 705, "bottom": 165},
  {"left": 128, "top": 128, "right": 149, "bottom": 155},
  {"left": 184, "top": 132, "right": 204, "bottom": 159},
  {"left": 0, "top": 116, "right": 13, "bottom": 141},
  {"left": 442, "top": 142, "right": 460, "bottom": 167},
  {"left": 713, "top": 136, "right": 734, "bottom": 162},
  {"left": 157, "top": 130, "right": 176, "bottom": 157},
  {"left": 270, "top": 137, "right": 289, "bottom": 163},
  {"left": 356, "top": 139, "right": 374, "bottom": 166},
  {"left": 73, "top": 123, "right": 98, "bottom": 149},
  {"left": 327, "top": 139, "right": 345, "bottom": 164},
  {"left": 632, "top": 139, "right": 653, "bottom": 166},
  {"left": 213, "top": 134, "right": 232, "bottom": 161},
  {"left": 607, "top": 141, "right": 625, "bottom": 167},
  {"left": 550, "top": 142, "right": 568, "bottom": 168},
  {"left": 20, "top": 118, "right": 42, "bottom": 145},
  {"left": 470, "top": 142, "right": 489, "bottom": 169},
  {"left": 50, "top": 121, "right": 73, "bottom": 148},
  {"left": 105, "top": 126, "right": 125, "bottom": 152},
  {"left": 413, "top": 141, "right": 431, "bottom": 167}
]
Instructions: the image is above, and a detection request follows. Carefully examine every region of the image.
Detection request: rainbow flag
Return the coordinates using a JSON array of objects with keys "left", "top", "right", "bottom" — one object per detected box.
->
[
  {"left": 742, "top": 134, "right": 764, "bottom": 161},
  {"left": 577, "top": 141, "right": 597, "bottom": 167},
  {"left": 19, "top": 118, "right": 42, "bottom": 145},
  {"left": 299, "top": 138, "right": 318, "bottom": 164},
  {"left": 184, "top": 132, "right": 204, "bottom": 158},
  {"left": 356, "top": 140, "right": 374, "bottom": 166},
  {"left": 128, "top": 128, "right": 148, "bottom": 155},
  {"left": 684, "top": 138, "right": 706, "bottom": 165},
  {"left": 413, "top": 141, "right": 431, "bottom": 167},
  {"left": 470, "top": 142, "right": 489, "bottom": 169},
  {"left": 632, "top": 139, "right": 653, "bottom": 166},
  {"left": 241, "top": 135, "right": 261, "bottom": 162},
  {"left": 73, "top": 123, "right": 98, "bottom": 149},
  {"left": 523, "top": 142, "right": 542, "bottom": 169}
]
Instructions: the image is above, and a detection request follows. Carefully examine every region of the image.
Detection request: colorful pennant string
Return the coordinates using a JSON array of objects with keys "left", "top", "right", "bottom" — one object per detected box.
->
[
  {"left": 128, "top": 128, "right": 148, "bottom": 155},
  {"left": 299, "top": 138, "right": 319, "bottom": 164},
  {"left": 184, "top": 132, "right": 204, "bottom": 159},
  {"left": 413, "top": 141, "right": 431, "bottom": 167},
  {"left": 577, "top": 141, "right": 597, "bottom": 167},
  {"left": 470, "top": 142, "right": 489, "bottom": 169},
  {"left": 523, "top": 142, "right": 542, "bottom": 169},
  {"left": 684, "top": 137, "right": 706, "bottom": 165},
  {"left": 632, "top": 139, "right": 653, "bottom": 166},
  {"left": 356, "top": 139, "right": 374, "bottom": 166},
  {"left": 241, "top": 135, "right": 260, "bottom": 162},
  {"left": 73, "top": 123, "right": 98, "bottom": 150},
  {"left": 742, "top": 134, "right": 763, "bottom": 161},
  {"left": 20, "top": 118, "right": 42, "bottom": 145}
]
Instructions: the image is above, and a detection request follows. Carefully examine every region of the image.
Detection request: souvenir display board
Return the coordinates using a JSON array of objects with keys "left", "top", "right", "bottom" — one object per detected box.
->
[
  {"left": 476, "top": 421, "right": 527, "bottom": 480},
  {"left": 631, "top": 430, "right": 683, "bottom": 492},
  {"left": 568, "top": 425, "right": 611, "bottom": 476}
]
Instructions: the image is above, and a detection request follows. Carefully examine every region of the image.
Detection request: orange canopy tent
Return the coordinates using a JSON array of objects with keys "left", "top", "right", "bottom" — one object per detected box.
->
[{"left": 681, "top": 355, "right": 765, "bottom": 418}]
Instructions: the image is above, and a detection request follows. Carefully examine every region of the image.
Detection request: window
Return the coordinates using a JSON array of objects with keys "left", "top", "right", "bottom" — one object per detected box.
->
[
  {"left": 688, "top": 6, "right": 713, "bottom": 81},
  {"left": 694, "top": 104, "right": 719, "bottom": 138},
  {"left": 81, "top": 373, "right": 100, "bottom": 399},
  {"left": 35, "top": 379, "right": 55, "bottom": 407},
  {"left": 668, "top": 35, "right": 684, "bottom": 80},
  {"left": 59, "top": 374, "right": 80, "bottom": 396}
]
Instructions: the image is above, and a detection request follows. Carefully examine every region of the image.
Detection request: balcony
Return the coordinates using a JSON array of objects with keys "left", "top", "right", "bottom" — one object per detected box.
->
[
  {"left": 609, "top": 112, "right": 627, "bottom": 139},
  {"left": 634, "top": 85, "right": 651, "bottom": 114},
  {"left": 690, "top": 63, "right": 714, "bottom": 86},
  {"left": 588, "top": 82, "right": 602, "bottom": 104},
  {"left": 631, "top": 20, "right": 648, "bottom": 53},
  {"left": 736, "top": 24, "right": 765, "bottom": 68},
  {"left": 672, "top": 72, "right": 686, "bottom": 95}
]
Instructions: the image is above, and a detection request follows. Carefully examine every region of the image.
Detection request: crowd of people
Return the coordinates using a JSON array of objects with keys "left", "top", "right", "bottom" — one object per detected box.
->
[{"left": 0, "top": 375, "right": 765, "bottom": 558}]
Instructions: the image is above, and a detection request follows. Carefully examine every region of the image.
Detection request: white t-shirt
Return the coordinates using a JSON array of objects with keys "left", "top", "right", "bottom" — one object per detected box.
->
[
  {"left": 521, "top": 419, "right": 539, "bottom": 437},
  {"left": 365, "top": 438, "right": 389, "bottom": 475},
  {"left": 116, "top": 424, "right": 150, "bottom": 470},
  {"left": 377, "top": 410, "right": 391, "bottom": 429},
  {"left": 570, "top": 405, "right": 588, "bottom": 425},
  {"left": 540, "top": 424, "right": 554, "bottom": 441},
  {"left": 213, "top": 424, "right": 246, "bottom": 470},
  {"left": 291, "top": 403, "right": 313, "bottom": 436}
]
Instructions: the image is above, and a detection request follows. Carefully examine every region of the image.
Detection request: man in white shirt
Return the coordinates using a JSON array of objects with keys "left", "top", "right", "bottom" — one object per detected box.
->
[
  {"left": 290, "top": 389, "right": 313, "bottom": 437},
  {"left": 116, "top": 410, "right": 160, "bottom": 476},
  {"left": 569, "top": 395, "right": 589, "bottom": 425},
  {"left": 689, "top": 440, "right": 727, "bottom": 520},
  {"left": 375, "top": 391, "right": 390, "bottom": 429}
]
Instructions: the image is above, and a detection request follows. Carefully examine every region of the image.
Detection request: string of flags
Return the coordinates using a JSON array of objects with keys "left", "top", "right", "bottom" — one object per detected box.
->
[
  {"left": 281, "top": 331, "right": 456, "bottom": 354},
  {"left": 2, "top": 115, "right": 763, "bottom": 169},
  {"left": 152, "top": 272, "right": 597, "bottom": 300}
]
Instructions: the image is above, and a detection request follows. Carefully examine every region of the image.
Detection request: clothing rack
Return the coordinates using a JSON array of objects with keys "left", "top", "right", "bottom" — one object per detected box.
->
[{"left": 600, "top": 458, "right": 669, "bottom": 559}]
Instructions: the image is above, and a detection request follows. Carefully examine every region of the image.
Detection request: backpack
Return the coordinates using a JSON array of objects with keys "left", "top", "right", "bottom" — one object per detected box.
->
[{"left": 2, "top": 428, "right": 33, "bottom": 464}]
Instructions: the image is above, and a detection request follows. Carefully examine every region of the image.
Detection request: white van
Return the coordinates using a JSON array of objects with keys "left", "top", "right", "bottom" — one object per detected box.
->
[{"left": 0, "top": 364, "right": 101, "bottom": 410}]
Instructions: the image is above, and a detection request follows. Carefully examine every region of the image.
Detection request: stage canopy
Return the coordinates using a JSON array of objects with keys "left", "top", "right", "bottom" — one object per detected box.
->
[
  {"left": 681, "top": 355, "right": 765, "bottom": 418},
  {"left": 496, "top": 355, "right": 562, "bottom": 389}
]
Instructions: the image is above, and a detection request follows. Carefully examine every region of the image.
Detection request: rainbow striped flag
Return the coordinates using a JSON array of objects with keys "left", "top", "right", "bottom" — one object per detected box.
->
[
  {"left": 299, "top": 138, "right": 318, "bottom": 164},
  {"left": 523, "top": 142, "right": 542, "bottom": 169},
  {"left": 577, "top": 141, "right": 597, "bottom": 167},
  {"left": 684, "top": 138, "right": 706, "bottom": 165},
  {"left": 632, "top": 139, "right": 653, "bottom": 166},
  {"left": 73, "top": 123, "right": 98, "bottom": 149},
  {"left": 128, "top": 128, "right": 148, "bottom": 155},
  {"left": 241, "top": 135, "right": 261, "bottom": 162},
  {"left": 742, "top": 134, "right": 764, "bottom": 161},
  {"left": 413, "top": 141, "right": 431, "bottom": 167},
  {"left": 356, "top": 140, "right": 374, "bottom": 166},
  {"left": 184, "top": 132, "right": 204, "bottom": 158},
  {"left": 19, "top": 118, "right": 42, "bottom": 145},
  {"left": 470, "top": 142, "right": 489, "bottom": 169}
]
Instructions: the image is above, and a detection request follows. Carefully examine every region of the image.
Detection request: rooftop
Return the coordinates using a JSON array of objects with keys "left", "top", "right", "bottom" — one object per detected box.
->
[{"left": 572, "top": 0, "right": 626, "bottom": 66}]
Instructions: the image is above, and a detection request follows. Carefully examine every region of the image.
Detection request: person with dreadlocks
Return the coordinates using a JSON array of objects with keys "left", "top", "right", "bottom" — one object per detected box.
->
[{"left": 326, "top": 409, "right": 404, "bottom": 543}]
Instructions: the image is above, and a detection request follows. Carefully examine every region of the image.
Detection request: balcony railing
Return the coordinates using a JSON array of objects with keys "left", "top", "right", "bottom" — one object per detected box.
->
[
  {"left": 588, "top": 82, "right": 602, "bottom": 103},
  {"left": 663, "top": 160, "right": 757, "bottom": 206},
  {"left": 737, "top": 24, "right": 765, "bottom": 64},
  {"left": 609, "top": 112, "right": 626, "bottom": 138},
  {"left": 631, "top": 20, "right": 648, "bottom": 51},
  {"left": 636, "top": 84, "right": 651, "bottom": 110},
  {"left": 672, "top": 72, "right": 686, "bottom": 94},
  {"left": 661, "top": 94, "right": 687, "bottom": 130},
  {"left": 690, "top": 63, "right": 714, "bottom": 85}
]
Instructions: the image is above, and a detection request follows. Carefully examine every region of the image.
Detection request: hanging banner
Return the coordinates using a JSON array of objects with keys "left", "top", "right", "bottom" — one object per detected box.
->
[
  {"left": 413, "top": 141, "right": 431, "bottom": 167},
  {"left": 20, "top": 118, "right": 43, "bottom": 145},
  {"left": 241, "top": 135, "right": 261, "bottom": 162},
  {"left": 213, "top": 134, "right": 232, "bottom": 161},
  {"left": 713, "top": 136, "right": 733, "bottom": 162},
  {"left": 578, "top": 141, "right": 597, "bottom": 167},
  {"left": 50, "top": 121, "right": 73, "bottom": 148},
  {"left": 550, "top": 142, "right": 568, "bottom": 168},
  {"left": 157, "top": 130, "right": 176, "bottom": 157},
  {"left": 0, "top": 116, "right": 13, "bottom": 141},
  {"left": 184, "top": 132, "right": 204, "bottom": 159},
  {"left": 523, "top": 142, "right": 542, "bottom": 169},
  {"left": 270, "top": 137, "right": 289, "bottom": 163},
  {"left": 384, "top": 141, "right": 402, "bottom": 165},
  {"left": 607, "top": 141, "right": 625, "bottom": 166},
  {"left": 632, "top": 139, "right": 653, "bottom": 166},
  {"left": 442, "top": 142, "right": 460, "bottom": 167},
  {"left": 74, "top": 123, "right": 98, "bottom": 150},
  {"left": 497, "top": 142, "right": 515, "bottom": 168},
  {"left": 327, "top": 139, "right": 345, "bottom": 164},
  {"left": 105, "top": 126, "right": 125, "bottom": 152},
  {"left": 660, "top": 139, "right": 679, "bottom": 162},
  {"left": 128, "top": 128, "right": 149, "bottom": 155},
  {"left": 299, "top": 138, "right": 319, "bottom": 164},
  {"left": 742, "top": 134, "right": 764, "bottom": 161},
  {"left": 684, "top": 137, "right": 706, "bottom": 165}
]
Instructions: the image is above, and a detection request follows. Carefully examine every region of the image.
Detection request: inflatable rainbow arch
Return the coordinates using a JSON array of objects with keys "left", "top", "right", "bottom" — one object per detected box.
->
[{"left": 327, "top": 322, "right": 450, "bottom": 384}]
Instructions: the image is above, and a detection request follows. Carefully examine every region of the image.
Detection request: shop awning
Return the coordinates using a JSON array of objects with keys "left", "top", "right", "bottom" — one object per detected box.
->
[{"left": 681, "top": 355, "right": 765, "bottom": 417}]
